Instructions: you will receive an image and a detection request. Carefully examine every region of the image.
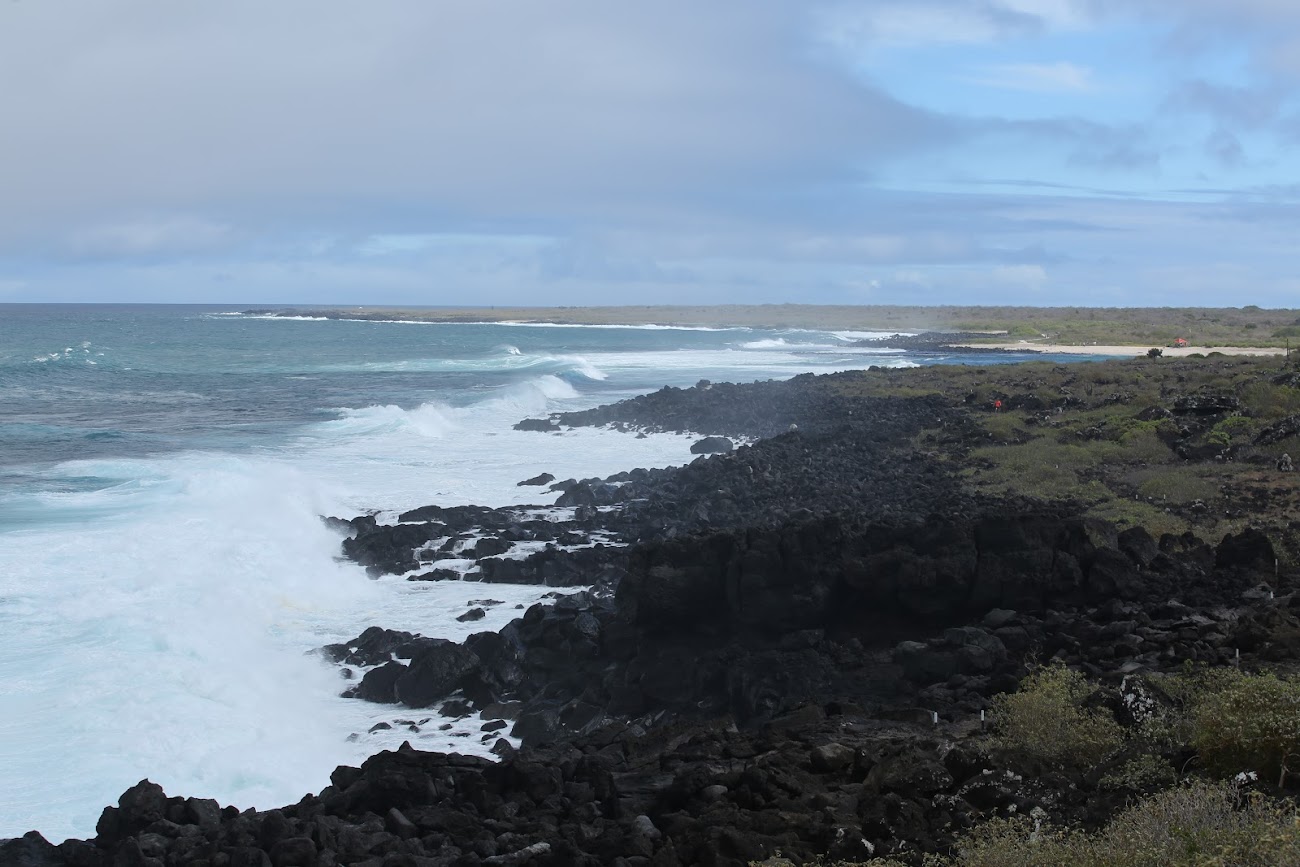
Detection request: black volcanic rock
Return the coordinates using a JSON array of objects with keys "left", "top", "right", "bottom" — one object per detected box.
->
[
  {"left": 535, "top": 372, "right": 914, "bottom": 438},
  {"left": 1172, "top": 393, "right": 1240, "bottom": 414},
  {"left": 353, "top": 661, "right": 405, "bottom": 704},
  {"left": 1255, "top": 414, "right": 1300, "bottom": 446},
  {"left": 690, "top": 435, "right": 734, "bottom": 454},
  {"left": 330, "top": 503, "right": 1277, "bottom": 756},
  {"left": 33, "top": 358, "right": 1300, "bottom": 866},
  {"left": 0, "top": 832, "right": 63, "bottom": 867},
  {"left": 1216, "top": 527, "right": 1277, "bottom": 571},
  {"left": 851, "top": 331, "right": 1021, "bottom": 354},
  {"left": 341, "top": 522, "right": 443, "bottom": 576},
  {"left": 512, "top": 417, "right": 559, "bottom": 432},
  {"left": 393, "top": 641, "right": 481, "bottom": 708},
  {"left": 322, "top": 626, "right": 428, "bottom": 667}
]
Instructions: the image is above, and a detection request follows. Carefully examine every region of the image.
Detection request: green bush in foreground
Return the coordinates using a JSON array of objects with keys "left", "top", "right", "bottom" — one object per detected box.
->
[
  {"left": 989, "top": 663, "right": 1124, "bottom": 767},
  {"left": 1099, "top": 753, "right": 1178, "bottom": 793},
  {"left": 838, "top": 783, "right": 1300, "bottom": 867},
  {"left": 952, "top": 782, "right": 1300, "bottom": 867},
  {"left": 1191, "top": 670, "right": 1300, "bottom": 786}
]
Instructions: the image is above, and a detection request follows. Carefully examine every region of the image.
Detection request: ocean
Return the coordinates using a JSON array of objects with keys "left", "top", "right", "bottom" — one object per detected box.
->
[{"left": 0, "top": 304, "right": 1043, "bottom": 841}]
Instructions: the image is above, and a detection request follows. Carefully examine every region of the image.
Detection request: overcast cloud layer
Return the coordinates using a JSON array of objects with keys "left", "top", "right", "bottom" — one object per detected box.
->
[{"left": 2, "top": 0, "right": 1298, "bottom": 306}]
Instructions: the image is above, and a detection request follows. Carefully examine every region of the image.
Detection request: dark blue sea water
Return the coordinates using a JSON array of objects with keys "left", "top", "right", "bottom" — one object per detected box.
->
[{"left": 0, "top": 304, "right": 1056, "bottom": 841}]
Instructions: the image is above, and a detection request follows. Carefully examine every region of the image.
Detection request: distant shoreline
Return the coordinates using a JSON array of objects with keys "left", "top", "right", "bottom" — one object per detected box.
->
[
  {"left": 953, "top": 342, "right": 1289, "bottom": 357},
  {"left": 240, "top": 304, "right": 1300, "bottom": 350}
]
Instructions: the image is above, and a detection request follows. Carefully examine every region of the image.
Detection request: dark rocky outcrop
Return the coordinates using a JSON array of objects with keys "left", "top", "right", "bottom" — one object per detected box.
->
[
  {"left": 30, "top": 359, "right": 1300, "bottom": 865},
  {"left": 689, "top": 436, "right": 733, "bottom": 454},
  {"left": 334, "top": 508, "right": 1282, "bottom": 756},
  {"left": 1172, "top": 394, "right": 1241, "bottom": 415},
  {"left": 515, "top": 372, "right": 955, "bottom": 440},
  {"left": 851, "top": 331, "right": 1022, "bottom": 354},
  {"left": 394, "top": 641, "right": 483, "bottom": 708},
  {"left": 5, "top": 715, "right": 1040, "bottom": 867},
  {"left": 1255, "top": 414, "right": 1300, "bottom": 446}
]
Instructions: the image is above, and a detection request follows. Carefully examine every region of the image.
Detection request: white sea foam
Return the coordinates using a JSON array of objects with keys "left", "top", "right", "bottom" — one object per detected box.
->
[
  {"left": 490, "top": 321, "right": 739, "bottom": 332},
  {"left": 0, "top": 378, "right": 699, "bottom": 841},
  {"left": 308, "top": 353, "right": 607, "bottom": 380},
  {"left": 291, "top": 377, "right": 690, "bottom": 513},
  {"left": 738, "top": 337, "right": 842, "bottom": 351},
  {"left": 225, "top": 313, "right": 745, "bottom": 332},
  {"left": 1, "top": 322, "right": 923, "bottom": 842},
  {"left": 829, "top": 330, "right": 911, "bottom": 341},
  {"left": 739, "top": 338, "right": 792, "bottom": 350},
  {"left": 0, "top": 454, "right": 581, "bottom": 841},
  {"left": 548, "top": 347, "right": 917, "bottom": 381}
]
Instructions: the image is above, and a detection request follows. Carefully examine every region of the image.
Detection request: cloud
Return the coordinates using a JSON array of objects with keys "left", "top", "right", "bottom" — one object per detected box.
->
[
  {"left": 1092, "top": 0, "right": 1300, "bottom": 77},
  {"left": 992, "top": 263, "right": 1049, "bottom": 287},
  {"left": 2, "top": 1, "right": 1299, "bottom": 307},
  {"left": 969, "top": 61, "right": 1095, "bottom": 92},
  {"left": 67, "top": 216, "right": 234, "bottom": 261},
  {"left": 0, "top": 0, "right": 945, "bottom": 255},
  {"left": 1165, "top": 79, "right": 1283, "bottom": 128},
  {"left": 819, "top": 0, "right": 1092, "bottom": 50},
  {"left": 972, "top": 116, "right": 1161, "bottom": 171},
  {"left": 1204, "top": 128, "right": 1246, "bottom": 167}
]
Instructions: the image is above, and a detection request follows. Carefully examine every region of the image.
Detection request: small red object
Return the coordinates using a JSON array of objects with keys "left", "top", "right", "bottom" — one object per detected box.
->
[{"left": 994, "top": 400, "right": 1002, "bottom": 411}]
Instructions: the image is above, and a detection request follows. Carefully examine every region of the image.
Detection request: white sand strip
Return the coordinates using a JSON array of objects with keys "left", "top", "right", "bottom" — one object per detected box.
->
[{"left": 954, "top": 342, "right": 1289, "bottom": 357}]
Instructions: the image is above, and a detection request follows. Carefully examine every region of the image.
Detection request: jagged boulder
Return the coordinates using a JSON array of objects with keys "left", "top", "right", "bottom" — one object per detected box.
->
[
  {"left": 394, "top": 641, "right": 482, "bottom": 708},
  {"left": 690, "top": 436, "right": 735, "bottom": 454},
  {"left": 1215, "top": 528, "right": 1276, "bottom": 571},
  {"left": 1254, "top": 414, "right": 1300, "bottom": 446}
]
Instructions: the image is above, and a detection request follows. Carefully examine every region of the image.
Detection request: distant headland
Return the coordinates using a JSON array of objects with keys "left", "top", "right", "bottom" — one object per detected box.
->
[{"left": 242, "top": 304, "right": 1300, "bottom": 352}]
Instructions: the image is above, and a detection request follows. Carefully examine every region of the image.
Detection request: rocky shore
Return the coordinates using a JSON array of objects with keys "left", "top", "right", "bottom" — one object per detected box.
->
[{"left": 9, "top": 360, "right": 1300, "bottom": 867}]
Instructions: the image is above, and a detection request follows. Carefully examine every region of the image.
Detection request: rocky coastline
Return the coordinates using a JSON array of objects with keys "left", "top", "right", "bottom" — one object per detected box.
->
[{"left": 8, "top": 360, "right": 1300, "bottom": 867}]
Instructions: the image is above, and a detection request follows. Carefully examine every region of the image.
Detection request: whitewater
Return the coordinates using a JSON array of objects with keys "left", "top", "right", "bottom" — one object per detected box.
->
[{"left": 0, "top": 305, "right": 1015, "bottom": 841}]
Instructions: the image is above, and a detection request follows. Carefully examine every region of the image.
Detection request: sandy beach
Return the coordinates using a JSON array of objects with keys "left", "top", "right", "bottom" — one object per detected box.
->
[{"left": 956, "top": 342, "right": 1290, "bottom": 357}]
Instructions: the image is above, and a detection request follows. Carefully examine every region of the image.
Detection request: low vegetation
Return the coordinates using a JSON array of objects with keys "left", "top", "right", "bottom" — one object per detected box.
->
[
  {"left": 988, "top": 664, "right": 1124, "bottom": 767},
  {"left": 761, "top": 784, "right": 1300, "bottom": 865},
  {"left": 1191, "top": 671, "right": 1300, "bottom": 786},
  {"left": 826, "top": 354, "right": 1300, "bottom": 557},
  {"left": 914, "top": 783, "right": 1300, "bottom": 867},
  {"left": 764, "top": 665, "right": 1300, "bottom": 867}
]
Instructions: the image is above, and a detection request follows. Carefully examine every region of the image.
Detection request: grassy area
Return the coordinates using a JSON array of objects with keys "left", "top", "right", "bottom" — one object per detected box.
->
[
  {"left": 259, "top": 304, "right": 1300, "bottom": 347},
  {"left": 766, "top": 666, "right": 1300, "bottom": 867},
  {"left": 824, "top": 354, "right": 1300, "bottom": 552}
]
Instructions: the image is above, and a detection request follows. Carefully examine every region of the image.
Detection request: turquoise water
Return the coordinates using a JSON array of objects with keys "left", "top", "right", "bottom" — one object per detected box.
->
[{"left": 0, "top": 304, "right": 1047, "bottom": 841}]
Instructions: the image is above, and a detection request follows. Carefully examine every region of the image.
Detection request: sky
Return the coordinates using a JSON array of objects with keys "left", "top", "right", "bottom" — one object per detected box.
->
[{"left": 1, "top": 0, "right": 1298, "bottom": 307}]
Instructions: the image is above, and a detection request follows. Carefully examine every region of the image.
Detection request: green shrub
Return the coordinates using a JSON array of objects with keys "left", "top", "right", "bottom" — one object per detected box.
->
[
  {"left": 856, "top": 783, "right": 1300, "bottom": 866},
  {"left": 1099, "top": 754, "right": 1178, "bottom": 792},
  {"left": 1241, "top": 382, "right": 1300, "bottom": 419},
  {"left": 1138, "top": 665, "right": 1242, "bottom": 747},
  {"left": 945, "top": 815, "right": 1086, "bottom": 867},
  {"left": 1119, "top": 427, "right": 1174, "bottom": 463},
  {"left": 1102, "top": 782, "right": 1300, "bottom": 866},
  {"left": 1207, "top": 416, "right": 1257, "bottom": 446},
  {"left": 990, "top": 664, "right": 1124, "bottom": 767},
  {"left": 1007, "top": 324, "right": 1043, "bottom": 339},
  {"left": 1191, "top": 670, "right": 1300, "bottom": 786}
]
